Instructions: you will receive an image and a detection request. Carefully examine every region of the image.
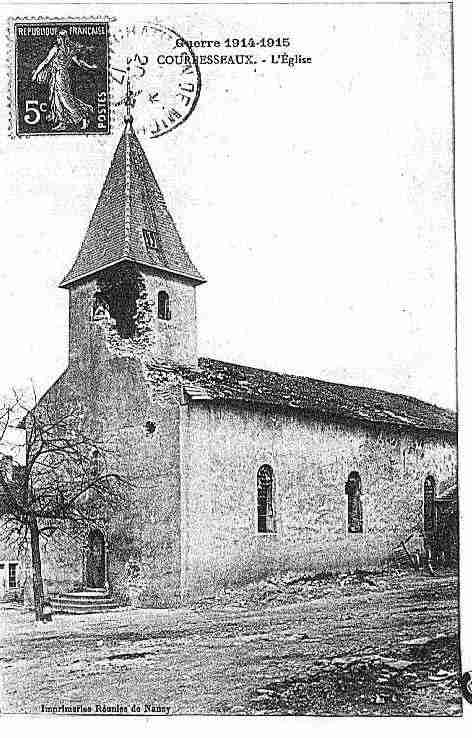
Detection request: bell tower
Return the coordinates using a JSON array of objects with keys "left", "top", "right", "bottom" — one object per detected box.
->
[{"left": 60, "top": 111, "right": 205, "bottom": 370}]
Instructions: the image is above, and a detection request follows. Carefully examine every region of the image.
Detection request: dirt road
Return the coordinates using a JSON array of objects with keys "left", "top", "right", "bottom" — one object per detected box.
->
[{"left": 0, "top": 573, "right": 462, "bottom": 715}]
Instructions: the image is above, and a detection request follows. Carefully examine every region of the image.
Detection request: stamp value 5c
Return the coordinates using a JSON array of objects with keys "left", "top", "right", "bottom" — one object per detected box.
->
[{"left": 11, "top": 19, "right": 110, "bottom": 136}]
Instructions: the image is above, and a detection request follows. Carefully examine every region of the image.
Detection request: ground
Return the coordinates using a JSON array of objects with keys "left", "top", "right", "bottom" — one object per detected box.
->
[{"left": 0, "top": 571, "right": 462, "bottom": 716}]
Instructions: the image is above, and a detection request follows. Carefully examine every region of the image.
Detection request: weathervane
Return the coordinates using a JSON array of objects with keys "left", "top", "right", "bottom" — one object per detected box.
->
[
  {"left": 114, "top": 66, "right": 140, "bottom": 124},
  {"left": 124, "top": 67, "right": 138, "bottom": 124},
  {"left": 110, "top": 23, "right": 201, "bottom": 139}
]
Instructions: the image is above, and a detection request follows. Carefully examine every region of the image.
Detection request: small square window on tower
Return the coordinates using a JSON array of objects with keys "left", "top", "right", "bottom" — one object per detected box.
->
[{"left": 143, "top": 229, "right": 160, "bottom": 252}]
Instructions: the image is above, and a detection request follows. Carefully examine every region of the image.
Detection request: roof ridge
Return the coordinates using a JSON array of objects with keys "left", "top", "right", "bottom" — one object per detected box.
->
[{"left": 124, "top": 121, "right": 132, "bottom": 257}]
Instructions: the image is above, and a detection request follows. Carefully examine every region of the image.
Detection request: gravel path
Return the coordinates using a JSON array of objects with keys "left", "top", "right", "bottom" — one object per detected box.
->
[{"left": 0, "top": 572, "right": 461, "bottom": 715}]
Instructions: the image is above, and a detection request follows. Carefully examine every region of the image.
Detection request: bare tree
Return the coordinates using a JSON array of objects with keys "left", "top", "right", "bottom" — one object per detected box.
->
[{"left": 0, "top": 388, "right": 130, "bottom": 621}]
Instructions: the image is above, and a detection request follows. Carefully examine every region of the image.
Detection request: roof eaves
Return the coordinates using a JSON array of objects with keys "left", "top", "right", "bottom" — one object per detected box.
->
[
  {"left": 182, "top": 391, "right": 456, "bottom": 435},
  {"left": 59, "top": 257, "right": 206, "bottom": 288}
]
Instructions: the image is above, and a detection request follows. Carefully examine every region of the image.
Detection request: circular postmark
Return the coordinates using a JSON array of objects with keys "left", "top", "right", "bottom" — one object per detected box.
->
[
  {"left": 460, "top": 671, "right": 472, "bottom": 705},
  {"left": 111, "top": 22, "right": 201, "bottom": 139}
]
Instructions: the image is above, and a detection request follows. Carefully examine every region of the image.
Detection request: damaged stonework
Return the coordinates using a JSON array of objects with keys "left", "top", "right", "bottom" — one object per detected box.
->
[
  {"left": 48, "top": 273, "right": 458, "bottom": 607},
  {"left": 96, "top": 263, "right": 154, "bottom": 352},
  {"left": 29, "top": 115, "right": 456, "bottom": 614},
  {"left": 144, "top": 364, "right": 188, "bottom": 407},
  {"left": 84, "top": 264, "right": 199, "bottom": 368}
]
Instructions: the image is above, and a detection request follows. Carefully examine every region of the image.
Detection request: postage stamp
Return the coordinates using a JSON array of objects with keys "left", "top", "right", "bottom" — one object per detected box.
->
[{"left": 10, "top": 19, "right": 110, "bottom": 136}]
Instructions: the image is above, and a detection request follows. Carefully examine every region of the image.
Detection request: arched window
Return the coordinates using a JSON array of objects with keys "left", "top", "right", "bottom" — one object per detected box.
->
[
  {"left": 346, "top": 471, "right": 363, "bottom": 533},
  {"left": 157, "top": 291, "right": 171, "bottom": 320},
  {"left": 257, "top": 464, "right": 276, "bottom": 533},
  {"left": 424, "top": 475, "right": 436, "bottom": 537},
  {"left": 90, "top": 449, "right": 100, "bottom": 479}
]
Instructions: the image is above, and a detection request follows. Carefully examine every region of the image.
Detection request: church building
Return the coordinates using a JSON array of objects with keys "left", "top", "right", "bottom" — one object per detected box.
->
[{"left": 37, "top": 115, "right": 457, "bottom": 608}]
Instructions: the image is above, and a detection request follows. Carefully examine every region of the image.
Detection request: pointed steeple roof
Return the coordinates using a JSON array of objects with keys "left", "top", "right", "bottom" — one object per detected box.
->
[{"left": 60, "top": 121, "right": 205, "bottom": 287}]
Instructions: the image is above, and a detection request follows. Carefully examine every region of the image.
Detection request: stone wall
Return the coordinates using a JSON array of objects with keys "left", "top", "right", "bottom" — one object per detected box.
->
[
  {"left": 30, "top": 258, "right": 458, "bottom": 608},
  {"left": 32, "top": 356, "right": 183, "bottom": 608},
  {"left": 141, "top": 269, "right": 198, "bottom": 368},
  {"left": 68, "top": 265, "right": 198, "bottom": 370},
  {"left": 41, "top": 533, "right": 83, "bottom": 597},
  {"left": 181, "top": 401, "right": 456, "bottom": 599},
  {"left": 105, "top": 385, "right": 182, "bottom": 607},
  {"left": 31, "top": 254, "right": 198, "bottom": 607}
]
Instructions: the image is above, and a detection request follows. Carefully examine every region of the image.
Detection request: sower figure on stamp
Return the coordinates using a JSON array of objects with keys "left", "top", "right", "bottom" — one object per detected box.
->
[{"left": 31, "top": 30, "right": 97, "bottom": 131}]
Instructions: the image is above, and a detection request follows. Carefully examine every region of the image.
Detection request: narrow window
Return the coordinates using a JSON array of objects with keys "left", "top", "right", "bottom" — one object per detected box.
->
[
  {"left": 346, "top": 471, "right": 363, "bottom": 533},
  {"left": 143, "top": 229, "right": 160, "bottom": 252},
  {"left": 158, "top": 290, "right": 171, "bottom": 321},
  {"left": 90, "top": 449, "right": 100, "bottom": 479},
  {"left": 8, "top": 563, "right": 17, "bottom": 589},
  {"left": 424, "top": 475, "right": 436, "bottom": 536},
  {"left": 56, "top": 485, "right": 65, "bottom": 513},
  {"left": 257, "top": 464, "right": 276, "bottom": 533}
]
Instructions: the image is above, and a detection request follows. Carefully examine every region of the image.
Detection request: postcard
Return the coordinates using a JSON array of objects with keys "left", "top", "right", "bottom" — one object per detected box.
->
[{"left": 0, "top": 1, "right": 465, "bottom": 718}]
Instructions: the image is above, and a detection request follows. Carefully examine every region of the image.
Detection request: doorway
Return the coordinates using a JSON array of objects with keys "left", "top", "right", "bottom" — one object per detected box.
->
[{"left": 85, "top": 529, "right": 106, "bottom": 589}]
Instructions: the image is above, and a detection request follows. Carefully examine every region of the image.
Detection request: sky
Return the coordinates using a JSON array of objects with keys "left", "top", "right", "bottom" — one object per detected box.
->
[{"left": 0, "top": 2, "right": 455, "bottom": 409}]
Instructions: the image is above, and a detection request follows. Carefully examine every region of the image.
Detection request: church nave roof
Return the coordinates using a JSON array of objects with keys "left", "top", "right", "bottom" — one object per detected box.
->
[{"left": 147, "top": 357, "right": 456, "bottom": 435}]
